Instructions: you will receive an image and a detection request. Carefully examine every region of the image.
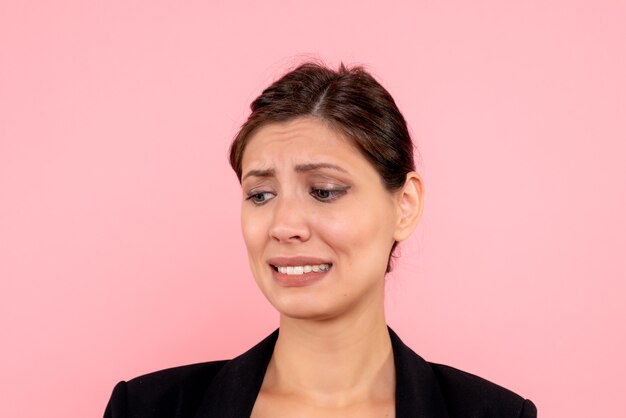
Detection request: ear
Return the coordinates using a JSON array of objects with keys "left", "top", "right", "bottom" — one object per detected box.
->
[{"left": 393, "top": 172, "right": 424, "bottom": 242}]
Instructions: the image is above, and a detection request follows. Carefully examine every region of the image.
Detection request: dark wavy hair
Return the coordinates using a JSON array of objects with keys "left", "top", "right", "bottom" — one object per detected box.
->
[{"left": 229, "top": 62, "right": 418, "bottom": 272}]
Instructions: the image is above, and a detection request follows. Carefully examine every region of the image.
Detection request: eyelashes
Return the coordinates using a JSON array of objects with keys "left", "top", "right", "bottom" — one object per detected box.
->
[
  {"left": 310, "top": 187, "right": 348, "bottom": 202},
  {"left": 245, "top": 187, "right": 350, "bottom": 206},
  {"left": 246, "top": 191, "right": 275, "bottom": 205}
]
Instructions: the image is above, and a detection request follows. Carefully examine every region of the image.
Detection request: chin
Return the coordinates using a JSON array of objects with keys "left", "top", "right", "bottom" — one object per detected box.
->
[
  {"left": 268, "top": 294, "right": 345, "bottom": 321},
  {"left": 253, "top": 268, "right": 384, "bottom": 322}
]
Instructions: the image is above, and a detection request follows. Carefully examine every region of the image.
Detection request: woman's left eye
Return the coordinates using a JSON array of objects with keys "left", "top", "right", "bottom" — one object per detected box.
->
[{"left": 310, "top": 188, "right": 348, "bottom": 202}]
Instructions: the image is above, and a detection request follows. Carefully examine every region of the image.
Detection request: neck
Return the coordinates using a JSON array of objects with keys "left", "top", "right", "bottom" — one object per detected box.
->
[{"left": 266, "top": 299, "right": 395, "bottom": 405}]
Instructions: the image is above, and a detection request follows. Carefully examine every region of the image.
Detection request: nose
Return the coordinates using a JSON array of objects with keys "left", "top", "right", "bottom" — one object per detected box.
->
[{"left": 268, "top": 194, "right": 311, "bottom": 243}]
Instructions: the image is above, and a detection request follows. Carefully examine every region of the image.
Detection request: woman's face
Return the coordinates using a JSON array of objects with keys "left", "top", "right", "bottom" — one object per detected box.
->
[{"left": 240, "top": 117, "right": 409, "bottom": 321}]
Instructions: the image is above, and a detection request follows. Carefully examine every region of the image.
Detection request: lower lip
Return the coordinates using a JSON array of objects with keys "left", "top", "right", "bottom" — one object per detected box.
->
[{"left": 271, "top": 266, "right": 330, "bottom": 287}]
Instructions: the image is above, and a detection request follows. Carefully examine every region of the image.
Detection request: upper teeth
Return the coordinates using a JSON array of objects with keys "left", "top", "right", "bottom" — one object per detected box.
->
[{"left": 277, "top": 264, "right": 331, "bottom": 275}]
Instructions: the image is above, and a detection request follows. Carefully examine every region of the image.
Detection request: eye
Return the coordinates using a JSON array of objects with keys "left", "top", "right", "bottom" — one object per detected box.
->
[
  {"left": 310, "top": 187, "right": 348, "bottom": 202},
  {"left": 245, "top": 191, "right": 275, "bottom": 206}
]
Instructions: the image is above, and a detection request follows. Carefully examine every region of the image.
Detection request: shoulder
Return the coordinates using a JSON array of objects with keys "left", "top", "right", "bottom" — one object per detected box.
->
[
  {"left": 104, "top": 360, "right": 228, "bottom": 418},
  {"left": 124, "top": 359, "right": 228, "bottom": 397},
  {"left": 429, "top": 362, "right": 537, "bottom": 418},
  {"left": 104, "top": 330, "right": 281, "bottom": 418},
  {"left": 388, "top": 327, "right": 536, "bottom": 417}
]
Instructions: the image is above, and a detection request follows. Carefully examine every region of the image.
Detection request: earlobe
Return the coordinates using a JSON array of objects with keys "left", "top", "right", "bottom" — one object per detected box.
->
[{"left": 393, "top": 172, "right": 424, "bottom": 242}]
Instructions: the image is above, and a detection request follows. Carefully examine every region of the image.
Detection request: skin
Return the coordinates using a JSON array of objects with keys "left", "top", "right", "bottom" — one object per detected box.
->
[{"left": 240, "top": 117, "right": 424, "bottom": 417}]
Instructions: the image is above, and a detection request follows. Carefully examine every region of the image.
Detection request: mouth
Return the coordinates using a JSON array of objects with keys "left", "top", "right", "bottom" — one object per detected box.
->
[
  {"left": 267, "top": 257, "right": 333, "bottom": 287},
  {"left": 270, "top": 263, "right": 332, "bottom": 275}
]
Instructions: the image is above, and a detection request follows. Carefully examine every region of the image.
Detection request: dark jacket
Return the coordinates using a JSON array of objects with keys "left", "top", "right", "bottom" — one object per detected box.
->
[{"left": 104, "top": 327, "right": 537, "bottom": 417}]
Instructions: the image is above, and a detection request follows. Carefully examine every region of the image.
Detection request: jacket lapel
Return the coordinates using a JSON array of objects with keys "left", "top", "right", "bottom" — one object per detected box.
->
[
  {"left": 194, "top": 327, "right": 450, "bottom": 418},
  {"left": 389, "top": 327, "right": 450, "bottom": 418},
  {"left": 194, "top": 330, "right": 279, "bottom": 418}
]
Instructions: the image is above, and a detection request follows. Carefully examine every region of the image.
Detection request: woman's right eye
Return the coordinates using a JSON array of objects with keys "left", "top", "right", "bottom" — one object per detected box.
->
[{"left": 245, "top": 191, "right": 275, "bottom": 205}]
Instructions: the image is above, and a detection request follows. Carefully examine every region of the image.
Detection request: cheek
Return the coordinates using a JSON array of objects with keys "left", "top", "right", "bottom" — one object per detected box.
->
[
  {"left": 317, "top": 203, "right": 395, "bottom": 268},
  {"left": 241, "top": 209, "right": 272, "bottom": 289},
  {"left": 241, "top": 208, "right": 267, "bottom": 257}
]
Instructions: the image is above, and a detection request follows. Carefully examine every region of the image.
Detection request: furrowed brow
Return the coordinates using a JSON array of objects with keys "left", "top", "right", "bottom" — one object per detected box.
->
[
  {"left": 242, "top": 168, "right": 275, "bottom": 181},
  {"left": 294, "top": 163, "right": 348, "bottom": 174}
]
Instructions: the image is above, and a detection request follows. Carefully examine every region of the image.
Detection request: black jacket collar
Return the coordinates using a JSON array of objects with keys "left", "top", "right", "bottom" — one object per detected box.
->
[{"left": 195, "top": 327, "right": 450, "bottom": 417}]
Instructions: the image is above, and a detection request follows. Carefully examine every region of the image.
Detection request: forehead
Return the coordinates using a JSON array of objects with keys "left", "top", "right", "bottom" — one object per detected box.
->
[{"left": 242, "top": 118, "right": 361, "bottom": 169}]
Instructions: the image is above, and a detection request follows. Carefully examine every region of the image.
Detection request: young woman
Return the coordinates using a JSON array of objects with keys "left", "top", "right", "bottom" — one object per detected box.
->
[{"left": 104, "top": 62, "right": 537, "bottom": 418}]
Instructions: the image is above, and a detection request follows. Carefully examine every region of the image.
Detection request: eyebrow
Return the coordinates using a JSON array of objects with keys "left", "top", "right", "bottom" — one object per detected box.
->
[
  {"left": 242, "top": 163, "right": 349, "bottom": 181},
  {"left": 295, "top": 163, "right": 349, "bottom": 174},
  {"left": 242, "top": 168, "right": 275, "bottom": 181}
]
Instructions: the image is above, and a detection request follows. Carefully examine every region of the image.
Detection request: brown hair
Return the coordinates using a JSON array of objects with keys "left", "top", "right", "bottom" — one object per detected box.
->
[{"left": 229, "top": 62, "right": 418, "bottom": 272}]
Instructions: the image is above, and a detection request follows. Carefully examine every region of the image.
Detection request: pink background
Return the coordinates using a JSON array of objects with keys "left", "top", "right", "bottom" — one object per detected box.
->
[{"left": 1, "top": 1, "right": 625, "bottom": 417}]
